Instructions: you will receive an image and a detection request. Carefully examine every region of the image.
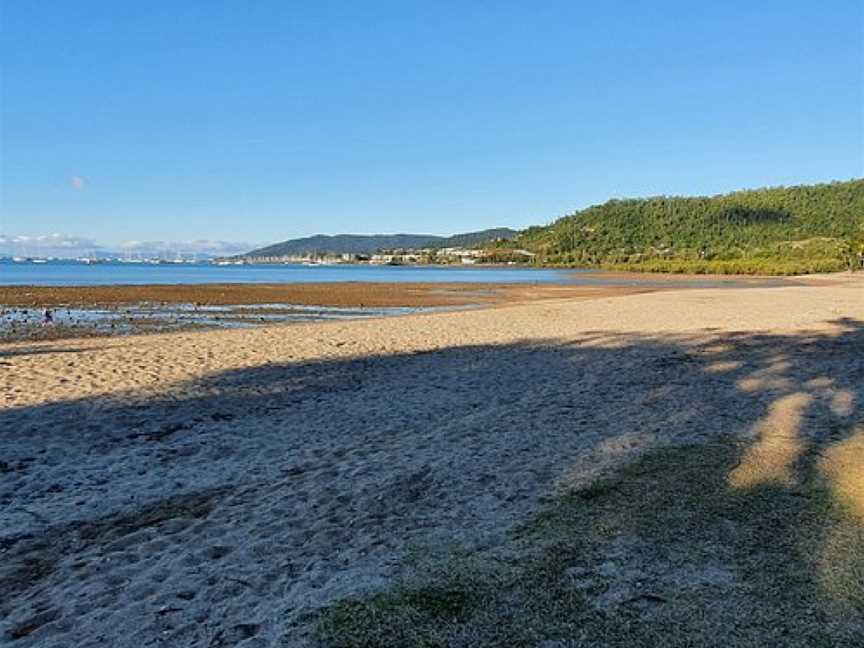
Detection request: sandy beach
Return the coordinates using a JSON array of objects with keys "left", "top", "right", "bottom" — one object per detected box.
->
[{"left": 2, "top": 275, "right": 863, "bottom": 646}]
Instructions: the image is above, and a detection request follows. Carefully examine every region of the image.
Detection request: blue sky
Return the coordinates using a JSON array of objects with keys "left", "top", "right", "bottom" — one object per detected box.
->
[{"left": 1, "top": 1, "right": 862, "bottom": 249}]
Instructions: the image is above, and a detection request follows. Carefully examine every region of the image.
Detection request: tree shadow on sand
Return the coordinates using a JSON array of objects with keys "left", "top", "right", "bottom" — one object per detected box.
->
[
  {"left": 314, "top": 320, "right": 864, "bottom": 648},
  {"left": 1, "top": 319, "right": 863, "bottom": 646}
]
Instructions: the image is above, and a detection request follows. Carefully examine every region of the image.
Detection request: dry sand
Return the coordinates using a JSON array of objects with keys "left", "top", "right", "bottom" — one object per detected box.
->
[{"left": 1, "top": 275, "right": 862, "bottom": 646}]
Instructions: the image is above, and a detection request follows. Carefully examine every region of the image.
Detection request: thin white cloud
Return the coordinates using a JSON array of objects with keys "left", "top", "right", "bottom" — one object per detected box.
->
[
  {"left": 2, "top": 233, "right": 99, "bottom": 248},
  {"left": 68, "top": 175, "right": 88, "bottom": 190},
  {"left": 118, "top": 240, "right": 252, "bottom": 255},
  {"left": 0, "top": 233, "right": 253, "bottom": 259},
  {"left": 0, "top": 233, "right": 101, "bottom": 258}
]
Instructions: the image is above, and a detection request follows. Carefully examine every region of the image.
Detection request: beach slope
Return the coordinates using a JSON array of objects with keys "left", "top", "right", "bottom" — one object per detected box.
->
[{"left": 2, "top": 275, "right": 863, "bottom": 646}]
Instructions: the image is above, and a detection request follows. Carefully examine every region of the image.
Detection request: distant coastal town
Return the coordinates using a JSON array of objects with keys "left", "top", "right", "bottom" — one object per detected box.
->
[
  {"left": 224, "top": 246, "right": 537, "bottom": 266},
  {"left": 0, "top": 246, "right": 537, "bottom": 267}
]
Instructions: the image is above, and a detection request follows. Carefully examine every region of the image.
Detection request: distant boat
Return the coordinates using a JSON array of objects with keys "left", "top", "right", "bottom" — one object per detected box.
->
[
  {"left": 12, "top": 257, "right": 26, "bottom": 263},
  {"left": 31, "top": 258, "right": 48, "bottom": 264}
]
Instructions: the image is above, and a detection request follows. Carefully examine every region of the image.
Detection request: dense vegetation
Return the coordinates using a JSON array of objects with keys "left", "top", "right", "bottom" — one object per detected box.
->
[
  {"left": 500, "top": 179, "right": 864, "bottom": 274},
  {"left": 438, "top": 228, "right": 517, "bottom": 249},
  {"left": 242, "top": 228, "right": 516, "bottom": 258}
]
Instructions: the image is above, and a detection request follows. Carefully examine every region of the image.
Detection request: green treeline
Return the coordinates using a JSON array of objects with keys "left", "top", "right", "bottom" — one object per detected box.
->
[{"left": 501, "top": 179, "right": 864, "bottom": 274}]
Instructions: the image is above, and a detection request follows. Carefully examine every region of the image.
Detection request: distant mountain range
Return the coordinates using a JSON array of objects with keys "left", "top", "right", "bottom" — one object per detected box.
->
[{"left": 240, "top": 228, "right": 518, "bottom": 258}]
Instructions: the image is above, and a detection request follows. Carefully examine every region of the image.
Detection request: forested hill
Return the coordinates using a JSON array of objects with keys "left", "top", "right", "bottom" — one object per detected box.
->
[
  {"left": 506, "top": 179, "right": 864, "bottom": 274},
  {"left": 242, "top": 228, "right": 516, "bottom": 258},
  {"left": 441, "top": 228, "right": 519, "bottom": 248}
]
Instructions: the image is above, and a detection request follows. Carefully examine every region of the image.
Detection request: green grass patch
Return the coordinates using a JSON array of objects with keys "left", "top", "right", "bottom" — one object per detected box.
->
[{"left": 315, "top": 441, "right": 864, "bottom": 647}]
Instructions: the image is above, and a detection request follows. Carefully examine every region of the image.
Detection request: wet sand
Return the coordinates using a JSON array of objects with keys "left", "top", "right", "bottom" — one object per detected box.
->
[
  {"left": 0, "top": 281, "right": 664, "bottom": 309},
  {"left": 0, "top": 282, "right": 665, "bottom": 343}
]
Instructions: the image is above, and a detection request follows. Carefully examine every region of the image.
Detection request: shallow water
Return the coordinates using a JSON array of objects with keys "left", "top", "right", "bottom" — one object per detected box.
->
[
  {"left": 0, "top": 302, "right": 442, "bottom": 338},
  {"left": 0, "top": 260, "right": 571, "bottom": 286}
]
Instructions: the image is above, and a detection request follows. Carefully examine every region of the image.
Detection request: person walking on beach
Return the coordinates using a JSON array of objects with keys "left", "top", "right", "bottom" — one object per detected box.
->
[{"left": 41, "top": 308, "right": 54, "bottom": 326}]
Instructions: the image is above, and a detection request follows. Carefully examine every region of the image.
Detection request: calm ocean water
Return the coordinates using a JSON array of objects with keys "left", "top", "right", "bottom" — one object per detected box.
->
[{"left": 0, "top": 260, "right": 573, "bottom": 287}]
